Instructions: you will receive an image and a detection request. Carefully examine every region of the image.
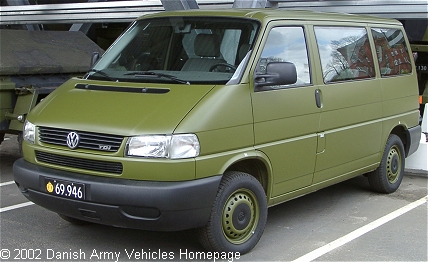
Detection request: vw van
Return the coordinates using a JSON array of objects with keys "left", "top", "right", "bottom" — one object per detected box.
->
[{"left": 14, "top": 9, "right": 421, "bottom": 254}]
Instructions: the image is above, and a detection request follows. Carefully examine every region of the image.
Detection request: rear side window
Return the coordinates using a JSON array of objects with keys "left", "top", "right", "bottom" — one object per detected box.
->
[
  {"left": 371, "top": 28, "right": 412, "bottom": 76},
  {"left": 315, "top": 26, "right": 375, "bottom": 83}
]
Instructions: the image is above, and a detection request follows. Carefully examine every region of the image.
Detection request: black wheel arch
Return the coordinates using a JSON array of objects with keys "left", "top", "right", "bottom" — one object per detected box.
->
[
  {"left": 225, "top": 158, "right": 269, "bottom": 195},
  {"left": 390, "top": 125, "right": 411, "bottom": 157}
]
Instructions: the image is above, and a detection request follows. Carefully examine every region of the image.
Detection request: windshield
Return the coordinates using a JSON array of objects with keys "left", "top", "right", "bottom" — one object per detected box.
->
[{"left": 87, "top": 17, "right": 260, "bottom": 84}]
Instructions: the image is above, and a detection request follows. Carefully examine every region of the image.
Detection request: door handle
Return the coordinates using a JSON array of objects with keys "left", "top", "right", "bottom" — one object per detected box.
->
[{"left": 315, "top": 89, "right": 322, "bottom": 108}]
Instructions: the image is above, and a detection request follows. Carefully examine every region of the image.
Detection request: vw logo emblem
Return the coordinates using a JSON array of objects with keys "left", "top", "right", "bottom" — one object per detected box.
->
[{"left": 66, "top": 131, "right": 80, "bottom": 149}]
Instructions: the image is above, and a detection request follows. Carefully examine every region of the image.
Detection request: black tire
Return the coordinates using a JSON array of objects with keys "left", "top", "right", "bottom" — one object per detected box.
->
[
  {"left": 368, "top": 134, "right": 405, "bottom": 193},
  {"left": 197, "top": 171, "right": 267, "bottom": 254},
  {"left": 58, "top": 214, "right": 90, "bottom": 226}
]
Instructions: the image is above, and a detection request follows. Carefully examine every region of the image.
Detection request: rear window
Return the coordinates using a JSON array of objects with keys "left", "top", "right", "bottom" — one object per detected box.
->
[{"left": 372, "top": 28, "right": 412, "bottom": 76}]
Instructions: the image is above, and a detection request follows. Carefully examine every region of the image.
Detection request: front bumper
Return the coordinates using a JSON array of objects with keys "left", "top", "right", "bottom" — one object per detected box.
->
[{"left": 13, "top": 158, "right": 221, "bottom": 231}]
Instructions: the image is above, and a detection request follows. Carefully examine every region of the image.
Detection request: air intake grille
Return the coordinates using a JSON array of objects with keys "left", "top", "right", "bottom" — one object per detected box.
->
[
  {"left": 36, "top": 151, "right": 123, "bottom": 174},
  {"left": 39, "top": 126, "right": 123, "bottom": 152}
]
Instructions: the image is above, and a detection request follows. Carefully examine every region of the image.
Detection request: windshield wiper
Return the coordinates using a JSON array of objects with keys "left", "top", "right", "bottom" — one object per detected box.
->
[
  {"left": 124, "top": 71, "right": 190, "bottom": 85},
  {"left": 86, "top": 69, "right": 119, "bottom": 82}
]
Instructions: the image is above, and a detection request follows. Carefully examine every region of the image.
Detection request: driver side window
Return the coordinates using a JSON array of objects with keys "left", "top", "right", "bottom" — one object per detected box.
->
[{"left": 258, "top": 26, "right": 311, "bottom": 89}]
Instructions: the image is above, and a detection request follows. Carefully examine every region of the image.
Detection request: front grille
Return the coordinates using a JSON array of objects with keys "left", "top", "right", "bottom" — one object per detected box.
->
[
  {"left": 39, "top": 126, "right": 123, "bottom": 152},
  {"left": 36, "top": 151, "right": 123, "bottom": 174}
]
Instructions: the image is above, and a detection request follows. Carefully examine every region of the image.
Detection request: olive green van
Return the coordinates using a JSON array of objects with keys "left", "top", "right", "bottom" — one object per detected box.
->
[{"left": 14, "top": 9, "right": 421, "bottom": 254}]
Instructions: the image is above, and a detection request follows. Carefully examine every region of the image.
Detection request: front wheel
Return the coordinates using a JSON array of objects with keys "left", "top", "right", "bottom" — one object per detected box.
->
[
  {"left": 368, "top": 134, "right": 405, "bottom": 193},
  {"left": 197, "top": 171, "right": 267, "bottom": 254}
]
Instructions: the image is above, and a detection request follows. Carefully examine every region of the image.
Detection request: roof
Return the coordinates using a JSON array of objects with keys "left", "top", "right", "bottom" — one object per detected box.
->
[{"left": 139, "top": 8, "right": 401, "bottom": 25}]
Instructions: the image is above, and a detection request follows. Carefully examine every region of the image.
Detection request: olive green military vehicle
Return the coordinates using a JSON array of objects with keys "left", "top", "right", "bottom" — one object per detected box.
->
[
  {"left": 0, "top": 29, "right": 103, "bottom": 146},
  {"left": 14, "top": 9, "right": 421, "bottom": 254}
]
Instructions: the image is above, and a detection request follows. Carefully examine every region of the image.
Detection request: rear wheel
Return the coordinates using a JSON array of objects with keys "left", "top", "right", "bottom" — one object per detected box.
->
[
  {"left": 368, "top": 134, "right": 405, "bottom": 193},
  {"left": 197, "top": 171, "right": 267, "bottom": 254}
]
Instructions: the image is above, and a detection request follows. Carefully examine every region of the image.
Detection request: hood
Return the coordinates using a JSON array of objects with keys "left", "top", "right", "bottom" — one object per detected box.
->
[{"left": 29, "top": 78, "right": 215, "bottom": 136}]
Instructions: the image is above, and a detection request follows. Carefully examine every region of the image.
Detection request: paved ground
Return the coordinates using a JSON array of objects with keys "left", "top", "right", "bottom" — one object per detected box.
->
[{"left": 1, "top": 134, "right": 427, "bottom": 262}]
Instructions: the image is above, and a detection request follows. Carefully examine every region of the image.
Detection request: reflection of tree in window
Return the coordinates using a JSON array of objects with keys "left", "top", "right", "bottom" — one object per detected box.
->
[
  {"left": 333, "top": 35, "right": 373, "bottom": 81},
  {"left": 316, "top": 27, "right": 375, "bottom": 83}
]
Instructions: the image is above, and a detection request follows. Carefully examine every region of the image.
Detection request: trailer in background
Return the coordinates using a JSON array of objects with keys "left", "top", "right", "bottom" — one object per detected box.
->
[{"left": 0, "top": 29, "right": 103, "bottom": 146}]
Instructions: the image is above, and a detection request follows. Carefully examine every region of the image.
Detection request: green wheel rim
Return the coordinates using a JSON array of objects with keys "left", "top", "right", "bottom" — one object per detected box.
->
[
  {"left": 386, "top": 145, "right": 402, "bottom": 184},
  {"left": 222, "top": 189, "right": 259, "bottom": 244}
]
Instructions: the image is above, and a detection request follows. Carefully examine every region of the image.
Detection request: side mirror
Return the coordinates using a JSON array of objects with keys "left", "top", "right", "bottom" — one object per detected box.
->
[
  {"left": 91, "top": 52, "right": 100, "bottom": 67},
  {"left": 254, "top": 62, "right": 297, "bottom": 89}
]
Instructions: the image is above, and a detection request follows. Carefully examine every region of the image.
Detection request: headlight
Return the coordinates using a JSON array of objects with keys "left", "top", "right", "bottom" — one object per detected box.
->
[
  {"left": 126, "top": 134, "right": 200, "bottom": 159},
  {"left": 170, "top": 134, "right": 201, "bottom": 159},
  {"left": 23, "top": 120, "right": 36, "bottom": 144}
]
